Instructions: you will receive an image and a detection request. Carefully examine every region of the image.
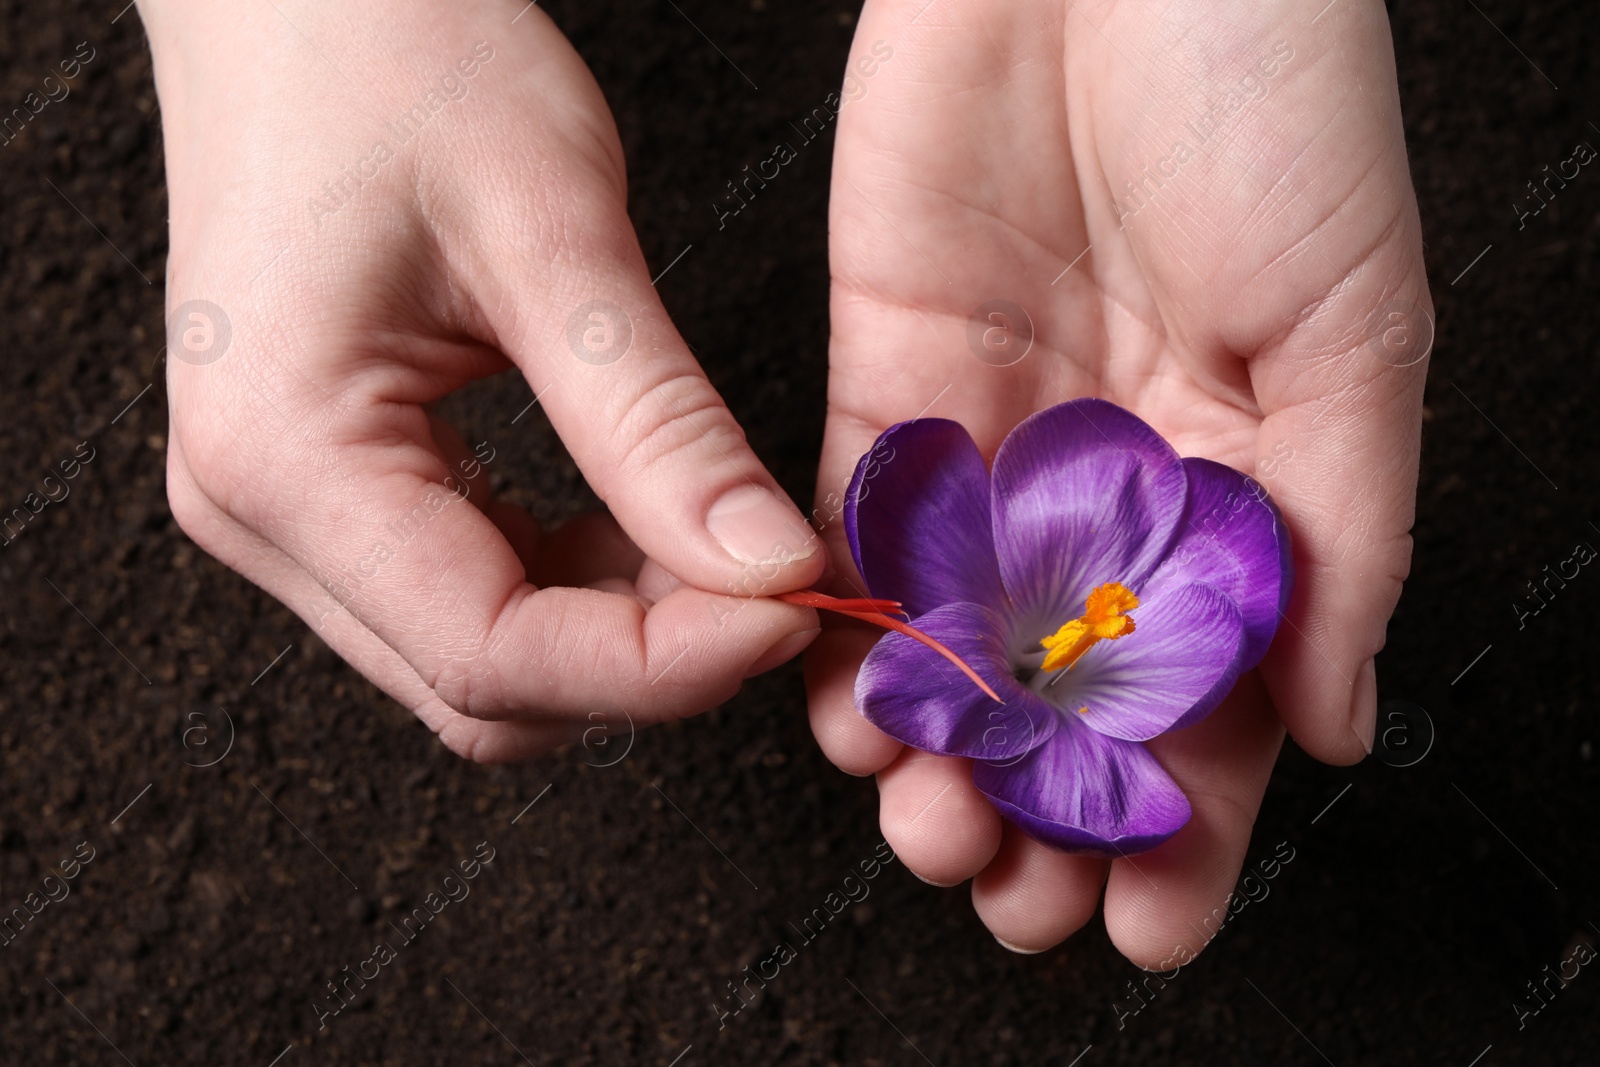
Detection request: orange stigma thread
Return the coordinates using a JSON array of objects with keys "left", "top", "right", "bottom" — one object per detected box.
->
[
  {"left": 774, "top": 590, "right": 1002, "bottom": 703},
  {"left": 1039, "top": 582, "right": 1139, "bottom": 674}
]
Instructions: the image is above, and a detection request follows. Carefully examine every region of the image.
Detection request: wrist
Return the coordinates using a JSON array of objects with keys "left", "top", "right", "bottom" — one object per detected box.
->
[{"left": 136, "top": 0, "right": 453, "bottom": 122}]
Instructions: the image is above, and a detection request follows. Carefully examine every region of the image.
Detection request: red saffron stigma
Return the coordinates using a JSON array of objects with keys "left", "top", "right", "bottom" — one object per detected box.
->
[
  {"left": 773, "top": 590, "right": 907, "bottom": 615},
  {"left": 774, "top": 590, "right": 1003, "bottom": 703}
]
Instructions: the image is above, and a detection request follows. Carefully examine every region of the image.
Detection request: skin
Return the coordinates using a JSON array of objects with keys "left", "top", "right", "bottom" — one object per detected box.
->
[
  {"left": 144, "top": 0, "right": 826, "bottom": 763},
  {"left": 143, "top": 0, "right": 1428, "bottom": 968},
  {"left": 806, "top": 0, "right": 1429, "bottom": 965}
]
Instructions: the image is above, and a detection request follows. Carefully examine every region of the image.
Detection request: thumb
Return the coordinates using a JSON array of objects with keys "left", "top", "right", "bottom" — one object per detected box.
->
[{"left": 1091, "top": 4, "right": 1428, "bottom": 764}]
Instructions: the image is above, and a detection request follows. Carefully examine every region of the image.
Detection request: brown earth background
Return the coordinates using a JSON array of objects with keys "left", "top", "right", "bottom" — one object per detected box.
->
[{"left": 3, "top": 0, "right": 1599, "bottom": 1064}]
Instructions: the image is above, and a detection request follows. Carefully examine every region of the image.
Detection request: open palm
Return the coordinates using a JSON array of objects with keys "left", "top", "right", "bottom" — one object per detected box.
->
[{"left": 807, "top": 0, "right": 1429, "bottom": 963}]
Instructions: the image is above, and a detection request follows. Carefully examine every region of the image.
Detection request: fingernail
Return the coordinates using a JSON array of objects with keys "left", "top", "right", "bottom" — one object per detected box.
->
[
  {"left": 707, "top": 485, "right": 820, "bottom": 567},
  {"left": 911, "top": 870, "right": 960, "bottom": 888},
  {"left": 1349, "top": 657, "right": 1377, "bottom": 755},
  {"left": 995, "top": 935, "right": 1046, "bottom": 955},
  {"left": 745, "top": 627, "right": 820, "bottom": 678}
]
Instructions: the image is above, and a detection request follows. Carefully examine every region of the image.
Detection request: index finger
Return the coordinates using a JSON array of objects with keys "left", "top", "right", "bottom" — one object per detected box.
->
[{"left": 185, "top": 392, "right": 818, "bottom": 723}]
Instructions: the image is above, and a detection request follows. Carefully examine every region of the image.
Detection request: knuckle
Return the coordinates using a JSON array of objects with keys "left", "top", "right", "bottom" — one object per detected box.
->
[
  {"left": 164, "top": 447, "right": 233, "bottom": 554},
  {"left": 427, "top": 654, "right": 499, "bottom": 720},
  {"left": 613, "top": 373, "right": 746, "bottom": 479},
  {"left": 432, "top": 715, "right": 499, "bottom": 765},
  {"left": 167, "top": 396, "right": 277, "bottom": 530},
  {"left": 164, "top": 458, "right": 208, "bottom": 538},
  {"left": 512, "top": 160, "right": 629, "bottom": 278},
  {"left": 455, "top": 726, "right": 499, "bottom": 765}
]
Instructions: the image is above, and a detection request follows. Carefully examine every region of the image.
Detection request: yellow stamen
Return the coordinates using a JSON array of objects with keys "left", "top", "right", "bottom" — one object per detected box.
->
[{"left": 1039, "top": 582, "right": 1139, "bottom": 673}]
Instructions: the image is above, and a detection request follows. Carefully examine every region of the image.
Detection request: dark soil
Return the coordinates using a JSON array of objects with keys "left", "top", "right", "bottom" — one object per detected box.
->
[{"left": 3, "top": 0, "right": 1598, "bottom": 1063}]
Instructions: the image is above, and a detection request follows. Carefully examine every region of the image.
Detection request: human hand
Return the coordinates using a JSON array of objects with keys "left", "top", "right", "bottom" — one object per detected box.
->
[
  {"left": 807, "top": 0, "right": 1429, "bottom": 963},
  {"left": 146, "top": 0, "right": 824, "bottom": 762}
]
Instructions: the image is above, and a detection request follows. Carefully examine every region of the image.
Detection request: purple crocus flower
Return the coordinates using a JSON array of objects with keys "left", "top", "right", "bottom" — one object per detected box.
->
[{"left": 844, "top": 399, "right": 1292, "bottom": 856}]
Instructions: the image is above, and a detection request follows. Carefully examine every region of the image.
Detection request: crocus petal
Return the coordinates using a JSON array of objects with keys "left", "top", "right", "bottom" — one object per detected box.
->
[
  {"left": 856, "top": 602, "right": 1057, "bottom": 761},
  {"left": 973, "top": 718, "right": 1191, "bottom": 855},
  {"left": 844, "top": 419, "right": 1005, "bottom": 617},
  {"left": 1045, "top": 581, "right": 1245, "bottom": 740},
  {"left": 1143, "top": 457, "right": 1293, "bottom": 670},
  {"left": 990, "top": 399, "right": 1188, "bottom": 633}
]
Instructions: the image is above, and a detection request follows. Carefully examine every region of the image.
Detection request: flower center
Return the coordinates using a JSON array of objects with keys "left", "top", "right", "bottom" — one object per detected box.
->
[{"left": 1038, "top": 582, "right": 1139, "bottom": 674}]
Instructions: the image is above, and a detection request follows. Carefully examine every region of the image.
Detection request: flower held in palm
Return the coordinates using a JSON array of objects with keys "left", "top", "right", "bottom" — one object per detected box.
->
[{"left": 844, "top": 399, "right": 1292, "bottom": 856}]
